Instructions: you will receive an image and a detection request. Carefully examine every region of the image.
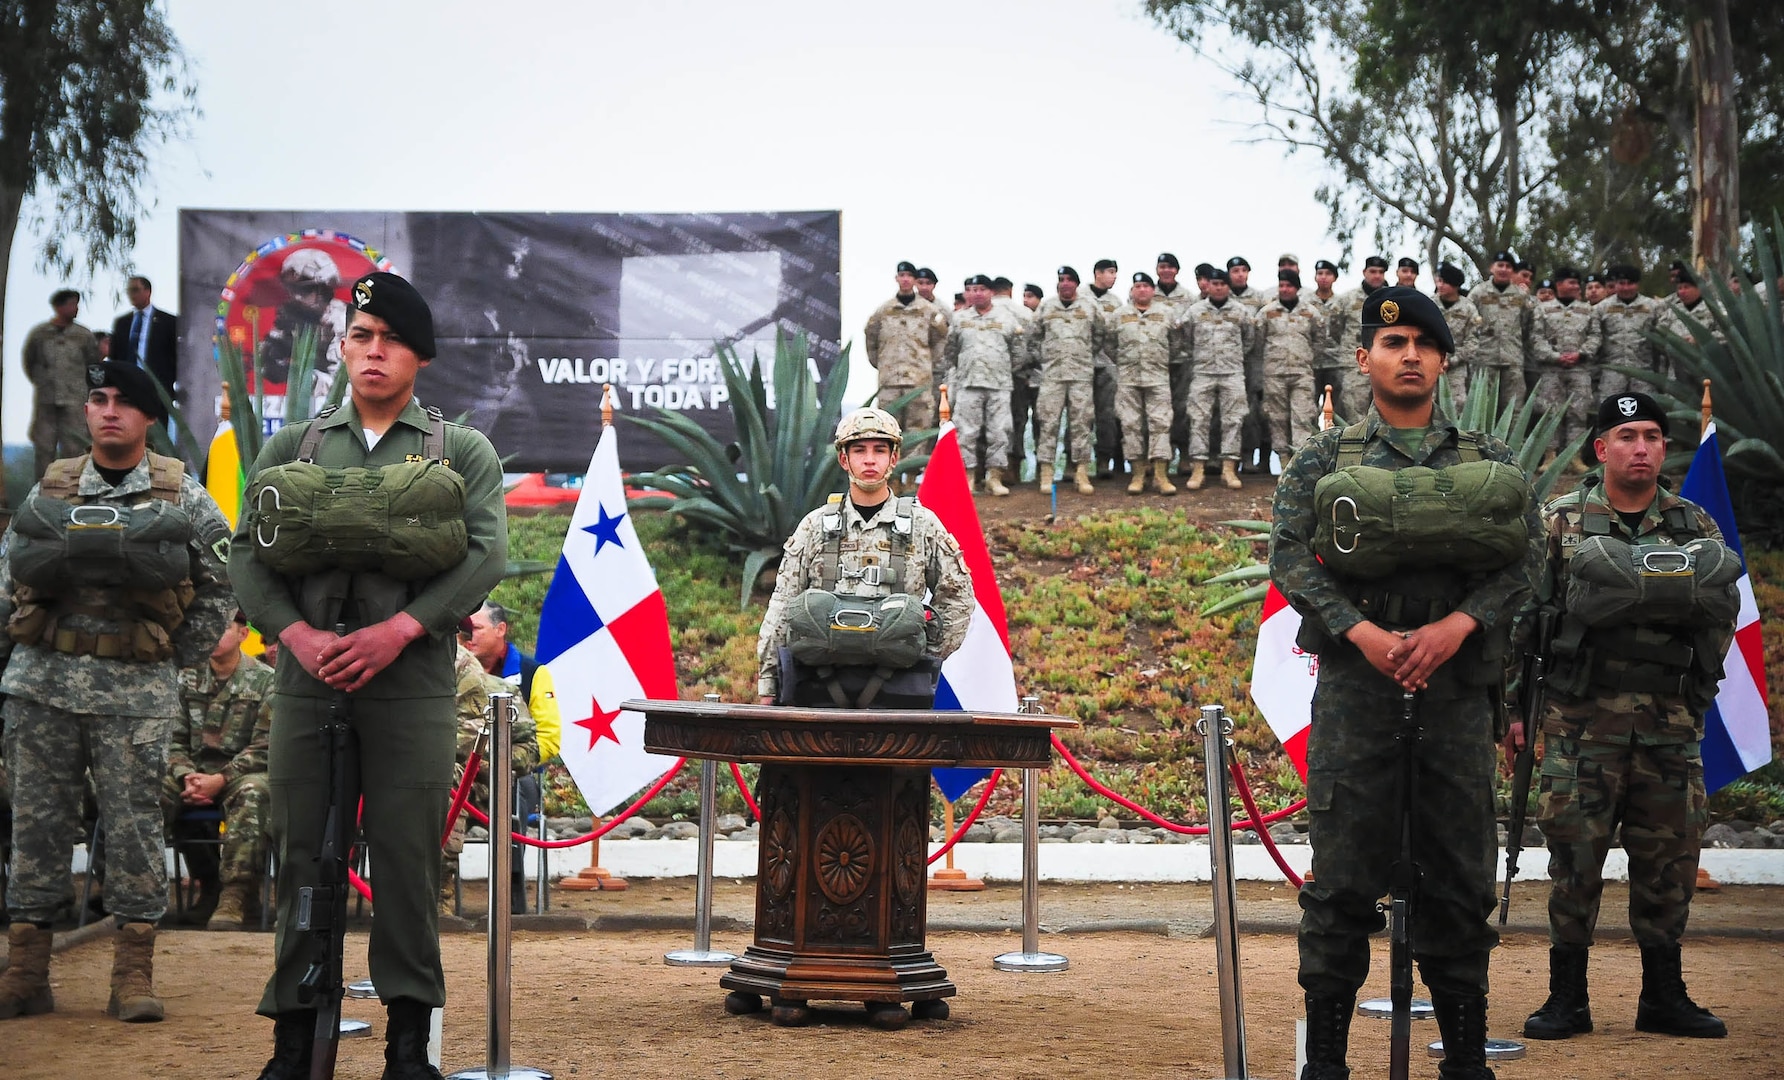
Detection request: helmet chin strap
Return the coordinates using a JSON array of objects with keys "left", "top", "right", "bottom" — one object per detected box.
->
[{"left": 849, "top": 473, "right": 890, "bottom": 495}]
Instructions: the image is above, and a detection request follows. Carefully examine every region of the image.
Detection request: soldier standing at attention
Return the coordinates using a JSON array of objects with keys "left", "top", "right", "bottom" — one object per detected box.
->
[
  {"left": 21, "top": 289, "right": 100, "bottom": 481},
  {"left": 1310, "top": 259, "right": 1344, "bottom": 406},
  {"left": 755, "top": 409, "right": 973, "bottom": 706},
  {"left": 0, "top": 362, "right": 235, "bottom": 1023},
  {"left": 232, "top": 272, "right": 507, "bottom": 1080},
  {"left": 1328, "top": 256, "right": 1390, "bottom": 422},
  {"left": 1583, "top": 272, "right": 1608, "bottom": 306},
  {"left": 942, "top": 275, "right": 1025, "bottom": 496},
  {"left": 1510, "top": 392, "right": 1734, "bottom": 1043},
  {"left": 1396, "top": 257, "right": 1422, "bottom": 288},
  {"left": 1227, "top": 256, "right": 1273, "bottom": 476},
  {"left": 1534, "top": 268, "right": 1603, "bottom": 464},
  {"left": 1271, "top": 287, "right": 1538, "bottom": 1080},
  {"left": 863, "top": 261, "right": 949, "bottom": 434},
  {"left": 1152, "top": 254, "right": 1196, "bottom": 472},
  {"left": 1179, "top": 267, "right": 1256, "bottom": 491},
  {"left": 1597, "top": 265, "right": 1673, "bottom": 397},
  {"left": 1087, "top": 259, "right": 1126, "bottom": 480},
  {"left": 1472, "top": 250, "right": 1555, "bottom": 414},
  {"left": 1435, "top": 264, "right": 1484, "bottom": 412},
  {"left": 913, "top": 267, "right": 943, "bottom": 309},
  {"left": 1256, "top": 268, "right": 1328, "bottom": 461},
  {"left": 1029, "top": 267, "right": 1105, "bottom": 495},
  {"left": 1111, "top": 272, "right": 1177, "bottom": 496}
]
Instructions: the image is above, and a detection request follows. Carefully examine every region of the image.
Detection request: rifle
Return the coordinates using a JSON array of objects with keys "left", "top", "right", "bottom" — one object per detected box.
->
[
  {"left": 1383, "top": 690, "right": 1421, "bottom": 1080},
  {"left": 1501, "top": 607, "right": 1555, "bottom": 926},
  {"left": 297, "top": 623, "right": 355, "bottom": 1080}
]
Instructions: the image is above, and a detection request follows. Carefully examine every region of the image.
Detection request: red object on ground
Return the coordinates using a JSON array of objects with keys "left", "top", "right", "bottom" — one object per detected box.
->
[{"left": 504, "top": 472, "right": 585, "bottom": 509}]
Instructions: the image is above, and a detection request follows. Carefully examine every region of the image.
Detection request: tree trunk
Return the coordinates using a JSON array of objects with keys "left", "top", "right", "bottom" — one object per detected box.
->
[
  {"left": 1688, "top": 0, "right": 1740, "bottom": 275},
  {"left": 0, "top": 181, "right": 21, "bottom": 515}
]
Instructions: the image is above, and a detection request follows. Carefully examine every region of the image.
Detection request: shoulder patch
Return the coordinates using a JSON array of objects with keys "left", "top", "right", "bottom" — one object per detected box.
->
[{"left": 211, "top": 534, "right": 232, "bottom": 563}]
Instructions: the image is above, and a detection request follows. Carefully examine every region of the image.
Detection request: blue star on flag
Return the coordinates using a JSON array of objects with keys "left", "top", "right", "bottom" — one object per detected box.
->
[{"left": 583, "top": 503, "right": 626, "bottom": 554}]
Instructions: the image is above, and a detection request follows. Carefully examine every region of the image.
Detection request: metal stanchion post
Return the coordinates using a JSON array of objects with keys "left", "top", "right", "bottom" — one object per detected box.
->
[
  {"left": 1199, "top": 703, "right": 1250, "bottom": 1080},
  {"left": 665, "top": 695, "right": 738, "bottom": 968},
  {"left": 994, "top": 696, "right": 1068, "bottom": 973},
  {"left": 449, "top": 692, "right": 551, "bottom": 1080}
]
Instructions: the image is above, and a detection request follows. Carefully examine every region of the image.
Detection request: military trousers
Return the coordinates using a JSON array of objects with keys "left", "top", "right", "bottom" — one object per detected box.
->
[
  {"left": 1598, "top": 359, "right": 1665, "bottom": 400},
  {"left": 1532, "top": 365, "right": 1596, "bottom": 453},
  {"left": 1117, "top": 381, "right": 1172, "bottom": 461},
  {"left": 162, "top": 771, "right": 272, "bottom": 886},
  {"left": 2, "top": 697, "right": 170, "bottom": 923},
  {"left": 951, "top": 386, "right": 1011, "bottom": 471},
  {"left": 29, "top": 402, "right": 88, "bottom": 482},
  {"left": 1168, "top": 359, "right": 1194, "bottom": 458},
  {"left": 1538, "top": 734, "right": 1706, "bottom": 949},
  {"left": 1187, "top": 371, "right": 1247, "bottom": 462},
  {"left": 1241, "top": 357, "right": 1270, "bottom": 468},
  {"left": 879, "top": 382, "right": 935, "bottom": 435},
  {"left": 1093, "top": 365, "right": 1123, "bottom": 466},
  {"left": 1298, "top": 672, "right": 1500, "bottom": 999},
  {"left": 1009, "top": 380, "right": 1041, "bottom": 477},
  {"left": 1036, "top": 378, "right": 1096, "bottom": 466},
  {"left": 1263, "top": 371, "right": 1317, "bottom": 460},
  {"left": 259, "top": 693, "right": 456, "bottom": 1015},
  {"left": 1443, "top": 362, "right": 1470, "bottom": 415},
  {"left": 1477, "top": 364, "right": 1527, "bottom": 415},
  {"left": 1339, "top": 370, "right": 1373, "bottom": 428}
]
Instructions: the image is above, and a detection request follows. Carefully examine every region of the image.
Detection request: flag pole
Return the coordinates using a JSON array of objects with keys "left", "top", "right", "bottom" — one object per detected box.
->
[
  {"left": 559, "top": 383, "right": 631, "bottom": 894},
  {"left": 1696, "top": 378, "right": 1723, "bottom": 894},
  {"left": 928, "top": 791, "right": 984, "bottom": 892},
  {"left": 938, "top": 383, "right": 951, "bottom": 423},
  {"left": 1321, "top": 384, "right": 1334, "bottom": 432}
]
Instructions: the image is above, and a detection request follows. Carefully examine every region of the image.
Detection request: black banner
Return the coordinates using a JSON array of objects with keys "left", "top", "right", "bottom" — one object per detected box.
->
[{"left": 177, "top": 210, "right": 841, "bottom": 472}]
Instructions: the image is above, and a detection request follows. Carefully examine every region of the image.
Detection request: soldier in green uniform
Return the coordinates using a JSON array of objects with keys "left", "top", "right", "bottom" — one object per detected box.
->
[
  {"left": 441, "top": 643, "right": 538, "bottom": 916},
  {"left": 1509, "top": 393, "right": 1734, "bottom": 1042},
  {"left": 166, "top": 610, "right": 275, "bottom": 930},
  {"left": 1271, "top": 286, "right": 1539, "bottom": 1080},
  {"left": 231, "top": 272, "right": 507, "bottom": 1080},
  {"left": 0, "top": 361, "right": 236, "bottom": 1024}
]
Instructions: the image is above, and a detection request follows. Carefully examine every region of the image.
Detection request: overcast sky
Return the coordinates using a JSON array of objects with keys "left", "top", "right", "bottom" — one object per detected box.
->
[{"left": 4, "top": 0, "right": 1357, "bottom": 444}]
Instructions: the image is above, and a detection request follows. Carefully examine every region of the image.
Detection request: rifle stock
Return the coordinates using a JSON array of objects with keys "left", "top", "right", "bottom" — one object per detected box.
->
[
  {"left": 1387, "top": 690, "right": 1420, "bottom": 1080},
  {"left": 1501, "top": 608, "right": 1555, "bottom": 926},
  {"left": 297, "top": 623, "right": 353, "bottom": 1080}
]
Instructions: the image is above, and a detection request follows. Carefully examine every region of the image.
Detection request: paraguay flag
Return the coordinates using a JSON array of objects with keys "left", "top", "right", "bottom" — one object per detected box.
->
[
  {"left": 536, "top": 422, "right": 680, "bottom": 814},
  {"left": 918, "top": 422, "right": 1019, "bottom": 801},
  {"left": 1679, "top": 422, "right": 1772, "bottom": 792}
]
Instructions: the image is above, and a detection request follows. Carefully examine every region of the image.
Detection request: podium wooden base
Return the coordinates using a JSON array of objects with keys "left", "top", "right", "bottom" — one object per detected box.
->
[
  {"left": 557, "top": 866, "right": 629, "bottom": 892},
  {"left": 927, "top": 867, "right": 984, "bottom": 891}
]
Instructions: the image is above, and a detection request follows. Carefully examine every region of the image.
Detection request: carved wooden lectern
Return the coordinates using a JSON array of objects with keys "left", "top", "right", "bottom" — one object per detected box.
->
[{"left": 630, "top": 699, "right": 1075, "bottom": 1029}]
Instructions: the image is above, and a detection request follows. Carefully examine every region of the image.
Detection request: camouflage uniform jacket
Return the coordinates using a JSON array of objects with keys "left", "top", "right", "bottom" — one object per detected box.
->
[
  {"left": 1535, "top": 480, "right": 1730, "bottom": 745},
  {"left": 1150, "top": 282, "right": 1197, "bottom": 365},
  {"left": 1027, "top": 295, "right": 1106, "bottom": 383},
  {"left": 1668, "top": 296, "right": 1725, "bottom": 346},
  {"left": 1471, "top": 281, "right": 1557, "bottom": 371},
  {"left": 1321, "top": 285, "right": 1380, "bottom": 372},
  {"left": 1438, "top": 295, "right": 1484, "bottom": 370},
  {"left": 20, "top": 320, "right": 101, "bottom": 406},
  {"left": 0, "top": 458, "right": 235, "bottom": 717},
  {"left": 1536, "top": 297, "right": 1603, "bottom": 367},
  {"left": 1270, "top": 407, "right": 1538, "bottom": 697},
  {"left": 454, "top": 644, "right": 539, "bottom": 779},
  {"left": 1108, "top": 303, "right": 1175, "bottom": 387},
  {"left": 1178, "top": 298, "right": 1256, "bottom": 378},
  {"left": 170, "top": 653, "right": 274, "bottom": 783},
  {"left": 864, "top": 294, "right": 949, "bottom": 387},
  {"left": 1086, "top": 286, "right": 1124, "bottom": 369},
  {"left": 943, "top": 306, "right": 1026, "bottom": 391},
  {"left": 1256, "top": 297, "right": 1329, "bottom": 377},
  {"left": 1596, "top": 293, "right": 1671, "bottom": 371},
  {"left": 1227, "top": 285, "right": 1268, "bottom": 312},
  {"left": 756, "top": 496, "right": 973, "bottom": 699}
]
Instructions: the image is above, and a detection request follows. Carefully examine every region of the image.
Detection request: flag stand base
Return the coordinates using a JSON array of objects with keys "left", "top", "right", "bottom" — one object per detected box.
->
[
  {"left": 1696, "top": 867, "right": 1721, "bottom": 892},
  {"left": 928, "top": 867, "right": 984, "bottom": 891},
  {"left": 558, "top": 833, "right": 628, "bottom": 891}
]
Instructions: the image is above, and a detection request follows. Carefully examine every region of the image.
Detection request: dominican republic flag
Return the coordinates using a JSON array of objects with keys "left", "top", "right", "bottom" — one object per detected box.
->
[
  {"left": 1250, "top": 583, "right": 1313, "bottom": 782},
  {"left": 1680, "top": 422, "right": 1773, "bottom": 793},
  {"left": 918, "top": 422, "right": 1019, "bottom": 802},
  {"left": 535, "top": 424, "right": 679, "bottom": 815}
]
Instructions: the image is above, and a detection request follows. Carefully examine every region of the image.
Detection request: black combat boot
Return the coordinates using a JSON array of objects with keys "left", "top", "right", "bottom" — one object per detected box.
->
[
  {"left": 1635, "top": 944, "right": 1726, "bottom": 1038},
  {"left": 383, "top": 997, "right": 446, "bottom": 1080},
  {"left": 255, "top": 1010, "right": 315, "bottom": 1080},
  {"left": 1432, "top": 993, "right": 1495, "bottom": 1079},
  {"left": 1299, "top": 993, "right": 1353, "bottom": 1080},
  {"left": 1523, "top": 945, "right": 1593, "bottom": 1039}
]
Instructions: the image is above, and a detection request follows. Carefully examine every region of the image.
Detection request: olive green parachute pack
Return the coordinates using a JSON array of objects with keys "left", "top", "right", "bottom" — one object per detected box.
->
[
  {"left": 1312, "top": 422, "right": 1531, "bottom": 579},
  {"left": 788, "top": 591, "right": 931, "bottom": 671},
  {"left": 245, "top": 406, "right": 468, "bottom": 581},
  {"left": 1564, "top": 534, "right": 1742, "bottom": 630}
]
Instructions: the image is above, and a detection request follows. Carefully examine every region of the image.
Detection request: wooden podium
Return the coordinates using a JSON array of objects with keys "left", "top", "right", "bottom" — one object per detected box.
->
[{"left": 630, "top": 698, "right": 1075, "bottom": 1029}]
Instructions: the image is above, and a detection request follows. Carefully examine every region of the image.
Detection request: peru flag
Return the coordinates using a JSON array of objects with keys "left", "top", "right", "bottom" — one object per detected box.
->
[
  {"left": 1250, "top": 584, "right": 1314, "bottom": 781},
  {"left": 536, "top": 423, "right": 680, "bottom": 814}
]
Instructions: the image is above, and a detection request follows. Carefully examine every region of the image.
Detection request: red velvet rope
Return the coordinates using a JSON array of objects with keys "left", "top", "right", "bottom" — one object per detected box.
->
[
  {"left": 925, "top": 768, "right": 1005, "bottom": 866},
  {"left": 1050, "top": 733, "right": 1306, "bottom": 835},
  {"left": 729, "top": 762, "right": 761, "bottom": 820},
  {"left": 463, "top": 758, "right": 688, "bottom": 848},
  {"left": 441, "top": 749, "right": 484, "bottom": 847},
  {"left": 1229, "top": 757, "right": 1306, "bottom": 888}
]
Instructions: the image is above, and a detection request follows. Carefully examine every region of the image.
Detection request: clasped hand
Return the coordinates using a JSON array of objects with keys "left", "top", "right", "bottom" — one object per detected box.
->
[
  {"left": 1345, "top": 610, "right": 1479, "bottom": 693},
  {"left": 281, "top": 613, "right": 426, "bottom": 693}
]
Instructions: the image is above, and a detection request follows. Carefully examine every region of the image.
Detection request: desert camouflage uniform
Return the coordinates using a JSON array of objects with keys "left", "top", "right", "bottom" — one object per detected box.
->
[
  {"left": 1179, "top": 298, "right": 1256, "bottom": 463},
  {"left": 1271, "top": 407, "right": 1538, "bottom": 1000},
  {"left": 1109, "top": 302, "right": 1175, "bottom": 461},
  {"left": 1596, "top": 293, "right": 1672, "bottom": 397},
  {"left": 0, "top": 457, "right": 234, "bottom": 924},
  {"left": 165, "top": 654, "right": 274, "bottom": 887},
  {"left": 1088, "top": 286, "right": 1125, "bottom": 469},
  {"left": 1228, "top": 285, "right": 1272, "bottom": 470},
  {"left": 443, "top": 646, "right": 539, "bottom": 882},
  {"left": 1532, "top": 480, "right": 1730, "bottom": 949},
  {"left": 864, "top": 293, "right": 949, "bottom": 432},
  {"left": 1151, "top": 282, "right": 1198, "bottom": 461},
  {"left": 1669, "top": 296, "right": 1724, "bottom": 349},
  {"left": 1029, "top": 295, "right": 1106, "bottom": 467},
  {"left": 1439, "top": 295, "right": 1484, "bottom": 412},
  {"left": 1534, "top": 298, "right": 1604, "bottom": 453},
  {"left": 756, "top": 497, "right": 973, "bottom": 700},
  {"left": 1309, "top": 290, "right": 1345, "bottom": 413},
  {"left": 1255, "top": 296, "right": 1328, "bottom": 457},
  {"left": 20, "top": 320, "right": 98, "bottom": 481},
  {"left": 1325, "top": 286, "right": 1381, "bottom": 422},
  {"left": 1471, "top": 281, "right": 1556, "bottom": 415},
  {"left": 942, "top": 306, "right": 1024, "bottom": 471}
]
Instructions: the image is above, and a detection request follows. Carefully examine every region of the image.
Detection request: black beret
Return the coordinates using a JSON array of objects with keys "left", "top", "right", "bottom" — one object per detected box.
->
[
  {"left": 1438, "top": 263, "right": 1466, "bottom": 288},
  {"left": 1364, "top": 256, "right": 1389, "bottom": 270},
  {"left": 1360, "top": 286, "right": 1454, "bottom": 353},
  {"left": 1596, "top": 392, "right": 1669, "bottom": 437},
  {"left": 87, "top": 360, "right": 167, "bottom": 422},
  {"left": 1056, "top": 265, "right": 1080, "bottom": 283},
  {"left": 965, "top": 273, "right": 994, "bottom": 288},
  {"left": 1553, "top": 266, "right": 1581, "bottom": 282},
  {"left": 1397, "top": 257, "right": 1419, "bottom": 270},
  {"left": 992, "top": 276, "right": 1013, "bottom": 290},
  {"left": 1609, "top": 263, "right": 1642, "bottom": 283},
  {"left": 1585, "top": 272, "right": 1605, "bottom": 284},
  {"left": 1670, "top": 259, "right": 1688, "bottom": 273},
  {"left": 1492, "top": 250, "right": 1516, "bottom": 264},
  {"left": 1208, "top": 267, "right": 1231, "bottom": 285},
  {"left": 1093, "top": 258, "right": 1118, "bottom": 272},
  {"left": 1023, "top": 283, "right": 1044, "bottom": 298},
  {"left": 1676, "top": 266, "right": 1698, "bottom": 286},
  {"left": 1131, "top": 271, "right": 1155, "bottom": 286},
  {"left": 1226, "top": 256, "right": 1250, "bottom": 271},
  {"left": 1194, "top": 262, "right": 1217, "bottom": 278},
  {"left": 1156, "top": 253, "right": 1180, "bottom": 269},
  {"left": 1314, "top": 259, "right": 1338, "bottom": 272},
  {"left": 349, "top": 272, "right": 436, "bottom": 359},
  {"left": 914, "top": 266, "right": 937, "bottom": 282},
  {"left": 1278, "top": 269, "right": 1302, "bottom": 288},
  {"left": 1515, "top": 260, "right": 1533, "bottom": 272},
  {"left": 896, "top": 261, "right": 917, "bottom": 274},
  {"left": 1538, "top": 279, "right": 1555, "bottom": 291}
]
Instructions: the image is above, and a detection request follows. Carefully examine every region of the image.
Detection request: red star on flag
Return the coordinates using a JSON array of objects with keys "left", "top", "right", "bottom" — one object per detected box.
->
[{"left": 574, "top": 697, "right": 623, "bottom": 750}]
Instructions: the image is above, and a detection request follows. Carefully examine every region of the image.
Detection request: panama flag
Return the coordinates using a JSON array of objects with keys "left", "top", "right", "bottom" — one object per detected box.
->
[
  {"left": 1250, "top": 583, "right": 1314, "bottom": 781},
  {"left": 918, "top": 422, "right": 1019, "bottom": 801},
  {"left": 535, "top": 424, "right": 680, "bottom": 814},
  {"left": 1679, "top": 422, "right": 1773, "bottom": 792}
]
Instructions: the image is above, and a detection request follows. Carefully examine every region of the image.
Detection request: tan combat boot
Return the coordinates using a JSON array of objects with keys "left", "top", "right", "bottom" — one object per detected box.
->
[
  {"left": 108, "top": 922, "right": 164, "bottom": 1022},
  {"left": 0, "top": 923, "right": 55, "bottom": 1019},
  {"left": 1073, "top": 462, "right": 1094, "bottom": 495},
  {"left": 206, "top": 882, "right": 252, "bottom": 930},
  {"left": 967, "top": 473, "right": 979, "bottom": 495},
  {"left": 985, "top": 467, "right": 1010, "bottom": 496},
  {"left": 1151, "top": 459, "right": 1176, "bottom": 496},
  {"left": 1186, "top": 460, "right": 1206, "bottom": 491},
  {"left": 1221, "top": 459, "right": 1242, "bottom": 489},
  {"left": 1126, "top": 461, "right": 1146, "bottom": 495},
  {"left": 1037, "top": 462, "right": 1054, "bottom": 493}
]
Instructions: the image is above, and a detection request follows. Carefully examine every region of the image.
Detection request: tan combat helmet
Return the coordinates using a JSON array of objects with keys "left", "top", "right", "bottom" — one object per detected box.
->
[{"left": 833, "top": 406, "right": 902, "bottom": 451}]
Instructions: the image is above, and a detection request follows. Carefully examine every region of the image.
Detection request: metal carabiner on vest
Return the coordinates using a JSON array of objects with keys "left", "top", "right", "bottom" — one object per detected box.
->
[
  {"left": 1332, "top": 495, "right": 1362, "bottom": 555},
  {"left": 256, "top": 485, "right": 284, "bottom": 548},
  {"left": 67, "top": 505, "right": 122, "bottom": 528}
]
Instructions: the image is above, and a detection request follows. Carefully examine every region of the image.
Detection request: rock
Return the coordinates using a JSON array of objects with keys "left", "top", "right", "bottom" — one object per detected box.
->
[
  {"left": 1725, "top": 819, "right": 1760, "bottom": 833},
  {"left": 1097, "top": 816, "right": 1122, "bottom": 831},
  {"left": 1104, "top": 830, "right": 1129, "bottom": 844},
  {"left": 1159, "top": 830, "right": 1191, "bottom": 844},
  {"left": 1232, "top": 829, "right": 1261, "bottom": 845},
  {"left": 1743, "top": 827, "right": 1784, "bottom": 850},
  {"left": 982, "top": 816, "right": 1017, "bottom": 833},
  {"left": 1039, "top": 837, "right": 1068, "bottom": 844},
  {"left": 1768, "top": 820, "right": 1784, "bottom": 836},
  {"left": 467, "top": 826, "right": 488, "bottom": 841},
  {"left": 962, "top": 824, "right": 993, "bottom": 843},
  {"left": 991, "top": 827, "right": 1024, "bottom": 844},
  {"left": 1056, "top": 824, "right": 1081, "bottom": 840},
  {"left": 930, "top": 825, "right": 945, "bottom": 842},
  {"left": 639, "top": 826, "right": 667, "bottom": 840},
  {"left": 1129, "top": 831, "right": 1158, "bottom": 845},
  {"left": 1702, "top": 823, "right": 1742, "bottom": 848},
  {"left": 1038, "top": 825, "right": 1061, "bottom": 839},
  {"left": 660, "top": 820, "right": 702, "bottom": 840},
  {"left": 1269, "top": 824, "right": 1302, "bottom": 845},
  {"left": 723, "top": 825, "right": 759, "bottom": 841},
  {"left": 1069, "top": 829, "right": 1109, "bottom": 843},
  {"left": 715, "top": 813, "right": 748, "bottom": 834}
]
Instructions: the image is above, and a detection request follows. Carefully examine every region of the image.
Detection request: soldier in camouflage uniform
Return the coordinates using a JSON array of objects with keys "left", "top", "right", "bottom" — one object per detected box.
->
[
  {"left": 756, "top": 408, "right": 973, "bottom": 703},
  {"left": 1256, "top": 269, "right": 1327, "bottom": 461},
  {"left": 20, "top": 289, "right": 100, "bottom": 481},
  {"left": 1179, "top": 268, "right": 1256, "bottom": 491},
  {"left": 1471, "top": 251, "right": 1556, "bottom": 414},
  {"left": 1509, "top": 393, "right": 1732, "bottom": 1043},
  {"left": 863, "top": 261, "right": 950, "bottom": 433},
  {"left": 1227, "top": 257, "right": 1275, "bottom": 475},
  {"left": 1029, "top": 267, "right": 1106, "bottom": 495},
  {"left": 1534, "top": 268, "right": 1603, "bottom": 461},
  {"left": 1327, "top": 257, "right": 1390, "bottom": 423},
  {"left": 942, "top": 275, "right": 1025, "bottom": 496},
  {"left": 1668, "top": 271, "right": 1724, "bottom": 348},
  {"left": 166, "top": 612, "right": 274, "bottom": 930},
  {"left": 1309, "top": 260, "right": 1345, "bottom": 410},
  {"left": 1087, "top": 259, "right": 1126, "bottom": 479},
  {"left": 1597, "top": 265, "right": 1674, "bottom": 397},
  {"left": 441, "top": 643, "right": 539, "bottom": 916},
  {"left": 0, "top": 362, "right": 235, "bottom": 1025},
  {"left": 1148, "top": 254, "right": 1197, "bottom": 475},
  {"left": 1271, "top": 287, "right": 1538, "bottom": 1080},
  {"left": 1435, "top": 264, "right": 1483, "bottom": 413},
  {"left": 1110, "top": 273, "right": 1178, "bottom": 496}
]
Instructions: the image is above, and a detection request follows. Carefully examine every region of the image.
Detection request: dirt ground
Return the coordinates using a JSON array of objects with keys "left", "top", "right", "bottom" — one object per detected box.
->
[{"left": 7, "top": 880, "right": 1779, "bottom": 1080}]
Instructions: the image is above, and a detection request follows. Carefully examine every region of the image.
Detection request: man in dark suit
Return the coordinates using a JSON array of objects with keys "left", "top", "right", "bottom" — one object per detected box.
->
[{"left": 113, "top": 276, "right": 179, "bottom": 402}]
